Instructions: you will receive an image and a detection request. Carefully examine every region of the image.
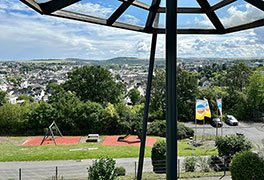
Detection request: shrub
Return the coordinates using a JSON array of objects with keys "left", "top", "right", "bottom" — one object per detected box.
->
[
  {"left": 148, "top": 120, "right": 166, "bottom": 137},
  {"left": 197, "top": 157, "right": 210, "bottom": 172},
  {"left": 177, "top": 123, "right": 194, "bottom": 140},
  {"left": 215, "top": 135, "right": 252, "bottom": 157},
  {"left": 230, "top": 151, "right": 264, "bottom": 180},
  {"left": 151, "top": 140, "right": 166, "bottom": 173},
  {"left": 114, "top": 167, "right": 126, "bottom": 176},
  {"left": 148, "top": 121, "right": 194, "bottom": 140},
  {"left": 209, "top": 155, "right": 230, "bottom": 172},
  {"left": 88, "top": 158, "right": 117, "bottom": 180},
  {"left": 183, "top": 157, "right": 197, "bottom": 172}
]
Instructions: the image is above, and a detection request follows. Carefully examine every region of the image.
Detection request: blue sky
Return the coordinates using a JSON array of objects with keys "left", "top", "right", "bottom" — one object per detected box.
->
[{"left": 0, "top": 0, "right": 264, "bottom": 60}]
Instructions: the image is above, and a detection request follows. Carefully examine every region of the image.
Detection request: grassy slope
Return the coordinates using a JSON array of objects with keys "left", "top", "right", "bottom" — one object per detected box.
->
[{"left": 0, "top": 136, "right": 217, "bottom": 162}]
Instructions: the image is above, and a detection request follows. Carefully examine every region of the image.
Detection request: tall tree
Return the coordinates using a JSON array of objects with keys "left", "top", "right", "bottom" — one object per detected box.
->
[
  {"left": 150, "top": 68, "right": 198, "bottom": 121},
  {"left": 63, "top": 66, "right": 124, "bottom": 104},
  {"left": 226, "top": 63, "right": 252, "bottom": 92},
  {"left": 48, "top": 88, "right": 81, "bottom": 131},
  {"left": 0, "top": 91, "right": 6, "bottom": 106},
  {"left": 246, "top": 70, "right": 264, "bottom": 115},
  {"left": 128, "top": 88, "right": 141, "bottom": 105}
]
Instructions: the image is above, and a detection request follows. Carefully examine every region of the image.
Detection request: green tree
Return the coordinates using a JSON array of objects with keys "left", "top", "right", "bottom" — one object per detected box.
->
[
  {"left": 100, "top": 103, "right": 121, "bottom": 134},
  {"left": 0, "top": 103, "right": 31, "bottom": 135},
  {"left": 246, "top": 70, "right": 264, "bottom": 114},
  {"left": 127, "top": 88, "right": 141, "bottom": 105},
  {"left": 150, "top": 68, "right": 198, "bottom": 121},
  {"left": 0, "top": 91, "right": 6, "bottom": 106},
  {"left": 115, "top": 102, "right": 143, "bottom": 134},
  {"left": 26, "top": 101, "right": 55, "bottom": 135},
  {"left": 225, "top": 63, "right": 252, "bottom": 92},
  {"left": 63, "top": 66, "right": 124, "bottom": 104},
  {"left": 48, "top": 89, "right": 81, "bottom": 131},
  {"left": 73, "top": 101, "right": 103, "bottom": 134},
  {"left": 17, "top": 94, "right": 34, "bottom": 103},
  {"left": 150, "top": 69, "right": 166, "bottom": 120}
]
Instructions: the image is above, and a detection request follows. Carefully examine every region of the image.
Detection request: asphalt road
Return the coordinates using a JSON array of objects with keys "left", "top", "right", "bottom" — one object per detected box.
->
[
  {"left": 184, "top": 121, "right": 264, "bottom": 146},
  {"left": 0, "top": 158, "right": 146, "bottom": 180}
]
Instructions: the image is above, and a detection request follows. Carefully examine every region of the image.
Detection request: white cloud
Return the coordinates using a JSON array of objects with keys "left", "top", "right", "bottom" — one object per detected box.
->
[
  {"left": 221, "top": 3, "right": 264, "bottom": 28},
  {"left": 0, "top": 0, "right": 264, "bottom": 60}
]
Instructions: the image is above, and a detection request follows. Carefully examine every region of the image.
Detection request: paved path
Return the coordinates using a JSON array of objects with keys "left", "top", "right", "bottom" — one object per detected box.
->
[
  {"left": 185, "top": 176, "right": 231, "bottom": 180},
  {"left": 184, "top": 122, "right": 264, "bottom": 146},
  {"left": 0, "top": 158, "right": 144, "bottom": 179},
  {"left": 0, "top": 157, "right": 228, "bottom": 180}
]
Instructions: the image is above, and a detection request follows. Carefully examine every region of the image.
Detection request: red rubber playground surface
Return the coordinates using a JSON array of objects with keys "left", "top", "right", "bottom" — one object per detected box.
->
[
  {"left": 102, "top": 136, "right": 156, "bottom": 147},
  {"left": 22, "top": 136, "right": 81, "bottom": 146}
]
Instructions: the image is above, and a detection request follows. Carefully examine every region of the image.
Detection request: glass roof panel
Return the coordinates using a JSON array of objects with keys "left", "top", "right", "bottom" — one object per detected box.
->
[
  {"left": 139, "top": 0, "right": 153, "bottom": 6},
  {"left": 207, "top": 0, "right": 222, "bottom": 6},
  {"left": 116, "top": 5, "right": 148, "bottom": 27},
  {"left": 215, "top": 0, "right": 264, "bottom": 28},
  {"left": 35, "top": 0, "right": 52, "bottom": 3},
  {"left": 62, "top": 0, "right": 122, "bottom": 19},
  {"left": 157, "top": 13, "right": 215, "bottom": 29},
  {"left": 178, "top": 14, "right": 215, "bottom": 29},
  {"left": 160, "top": 0, "right": 201, "bottom": 8},
  {"left": 178, "top": 0, "right": 201, "bottom": 7}
]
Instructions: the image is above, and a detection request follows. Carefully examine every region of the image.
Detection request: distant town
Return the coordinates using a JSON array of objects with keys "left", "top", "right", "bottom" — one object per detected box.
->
[{"left": 0, "top": 57, "right": 263, "bottom": 104}]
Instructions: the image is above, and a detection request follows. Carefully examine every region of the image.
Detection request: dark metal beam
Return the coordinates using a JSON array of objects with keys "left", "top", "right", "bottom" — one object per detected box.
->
[
  {"left": 51, "top": 10, "right": 145, "bottom": 33},
  {"left": 211, "top": 0, "right": 237, "bottom": 11},
  {"left": 20, "top": 0, "right": 43, "bottom": 14},
  {"left": 244, "top": 0, "right": 264, "bottom": 11},
  {"left": 158, "top": 7, "right": 204, "bottom": 13},
  {"left": 225, "top": 18, "right": 264, "bottom": 33},
  {"left": 153, "top": 28, "right": 222, "bottom": 34},
  {"left": 39, "top": 0, "right": 80, "bottom": 14},
  {"left": 145, "top": 0, "right": 161, "bottom": 31},
  {"left": 107, "top": 0, "right": 135, "bottom": 25},
  {"left": 197, "top": 0, "right": 225, "bottom": 32},
  {"left": 137, "top": 33, "right": 157, "bottom": 180},
  {"left": 166, "top": 0, "right": 177, "bottom": 179},
  {"left": 119, "top": 0, "right": 150, "bottom": 11}
]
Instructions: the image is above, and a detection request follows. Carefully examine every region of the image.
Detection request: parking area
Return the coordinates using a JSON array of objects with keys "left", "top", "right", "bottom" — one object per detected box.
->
[{"left": 184, "top": 122, "right": 264, "bottom": 146}]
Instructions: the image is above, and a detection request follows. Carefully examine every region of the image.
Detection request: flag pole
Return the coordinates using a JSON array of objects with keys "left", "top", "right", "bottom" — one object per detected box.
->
[{"left": 195, "top": 99, "right": 197, "bottom": 142}]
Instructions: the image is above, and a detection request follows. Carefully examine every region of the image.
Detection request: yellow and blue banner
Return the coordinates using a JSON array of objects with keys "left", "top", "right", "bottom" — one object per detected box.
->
[
  {"left": 216, "top": 98, "right": 222, "bottom": 117},
  {"left": 196, "top": 99, "right": 206, "bottom": 120},
  {"left": 204, "top": 98, "right": 211, "bottom": 118}
]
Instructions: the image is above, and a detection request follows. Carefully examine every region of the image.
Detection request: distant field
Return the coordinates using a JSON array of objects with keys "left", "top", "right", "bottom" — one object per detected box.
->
[{"left": 0, "top": 136, "right": 217, "bottom": 162}]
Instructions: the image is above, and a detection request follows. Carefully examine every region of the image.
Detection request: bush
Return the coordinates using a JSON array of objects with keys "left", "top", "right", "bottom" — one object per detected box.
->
[
  {"left": 148, "top": 120, "right": 166, "bottom": 137},
  {"left": 230, "top": 151, "right": 264, "bottom": 180},
  {"left": 148, "top": 121, "right": 194, "bottom": 140},
  {"left": 88, "top": 158, "right": 117, "bottom": 180},
  {"left": 209, "top": 155, "right": 230, "bottom": 172},
  {"left": 197, "top": 157, "right": 210, "bottom": 172},
  {"left": 183, "top": 157, "right": 197, "bottom": 172},
  {"left": 177, "top": 123, "right": 194, "bottom": 140},
  {"left": 151, "top": 140, "right": 166, "bottom": 173},
  {"left": 114, "top": 167, "right": 126, "bottom": 176},
  {"left": 215, "top": 135, "right": 252, "bottom": 157}
]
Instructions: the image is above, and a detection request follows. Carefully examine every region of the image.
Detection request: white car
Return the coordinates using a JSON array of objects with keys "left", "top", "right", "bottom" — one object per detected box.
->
[{"left": 225, "top": 115, "right": 239, "bottom": 126}]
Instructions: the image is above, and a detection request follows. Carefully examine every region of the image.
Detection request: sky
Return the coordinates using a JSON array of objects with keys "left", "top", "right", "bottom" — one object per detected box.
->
[{"left": 0, "top": 0, "right": 264, "bottom": 60}]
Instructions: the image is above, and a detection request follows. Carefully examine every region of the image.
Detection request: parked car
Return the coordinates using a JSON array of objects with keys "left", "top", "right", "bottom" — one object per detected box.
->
[
  {"left": 211, "top": 118, "right": 223, "bottom": 128},
  {"left": 225, "top": 115, "right": 239, "bottom": 126}
]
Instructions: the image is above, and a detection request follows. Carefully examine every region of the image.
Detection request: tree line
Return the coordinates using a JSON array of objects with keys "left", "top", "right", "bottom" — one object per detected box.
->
[{"left": 0, "top": 63, "right": 263, "bottom": 135}]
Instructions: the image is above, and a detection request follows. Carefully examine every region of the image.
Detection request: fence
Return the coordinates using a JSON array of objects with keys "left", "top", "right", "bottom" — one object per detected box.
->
[{"left": 0, "top": 157, "right": 229, "bottom": 180}]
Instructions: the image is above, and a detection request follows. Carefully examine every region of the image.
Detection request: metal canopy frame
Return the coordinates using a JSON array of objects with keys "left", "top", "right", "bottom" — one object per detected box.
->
[
  {"left": 20, "top": 0, "right": 264, "bottom": 34},
  {"left": 19, "top": 0, "right": 264, "bottom": 180}
]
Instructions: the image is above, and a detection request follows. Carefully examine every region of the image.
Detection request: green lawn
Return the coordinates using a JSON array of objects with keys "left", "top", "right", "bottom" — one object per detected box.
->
[{"left": 0, "top": 136, "right": 217, "bottom": 162}]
